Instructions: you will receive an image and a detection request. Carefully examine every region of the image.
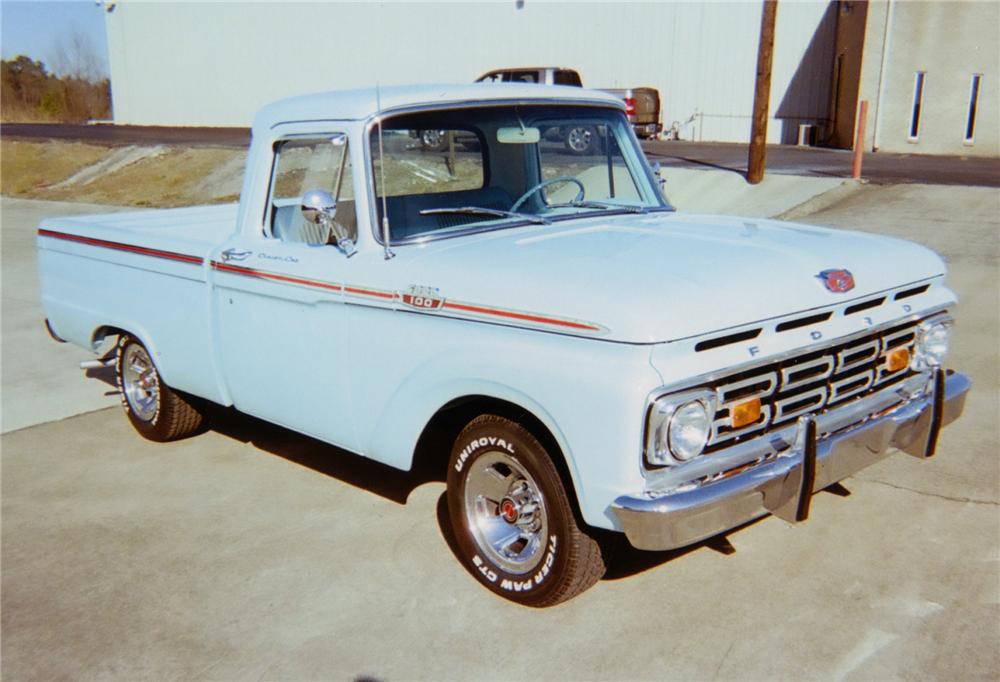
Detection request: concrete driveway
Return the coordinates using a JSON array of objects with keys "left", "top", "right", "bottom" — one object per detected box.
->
[{"left": 2, "top": 183, "right": 998, "bottom": 680}]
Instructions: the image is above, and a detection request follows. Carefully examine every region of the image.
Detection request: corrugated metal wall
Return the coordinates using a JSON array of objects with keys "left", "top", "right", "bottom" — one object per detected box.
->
[{"left": 106, "top": 1, "right": 838, "bottom": 144}]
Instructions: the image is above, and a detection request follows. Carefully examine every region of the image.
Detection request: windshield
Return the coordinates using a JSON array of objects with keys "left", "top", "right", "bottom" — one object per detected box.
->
[{"left": 370, "top": 105, "right": 671, "bottom": 243}]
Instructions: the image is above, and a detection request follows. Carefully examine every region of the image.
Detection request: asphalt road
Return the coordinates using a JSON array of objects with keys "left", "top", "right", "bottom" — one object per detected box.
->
[
  {"left": 1, "top": 122, "right": 250, "bottom": 148},
  {"left": 644, "top": 139, "right": 1000, "bottom": 188},
  {"left": 1, "top": 178, "right": 998, "bottom": 679},
  {"left": 5, "top": 122, "right": 999, "bottom": 187}
]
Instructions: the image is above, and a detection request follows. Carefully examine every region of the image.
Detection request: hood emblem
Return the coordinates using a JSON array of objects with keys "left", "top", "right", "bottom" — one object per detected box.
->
[{"left": 818, "top": 269, "right": 855, "bottom": 293}]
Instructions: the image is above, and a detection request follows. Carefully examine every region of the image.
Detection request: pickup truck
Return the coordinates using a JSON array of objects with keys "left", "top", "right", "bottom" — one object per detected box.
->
[
  {"left": 476, "top": 67, "right": 663, "bottom": 144},
  {"left": 38, "top": 84, "right": 970, "bottom": 607}
]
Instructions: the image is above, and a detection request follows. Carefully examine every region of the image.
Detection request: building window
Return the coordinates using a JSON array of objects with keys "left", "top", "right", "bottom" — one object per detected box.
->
[
  {"left": 909, "top": 71, "right": 926, "bottom": 140},
  {"left": 965, "top": 74, "right": 982, "bottom": 143}
]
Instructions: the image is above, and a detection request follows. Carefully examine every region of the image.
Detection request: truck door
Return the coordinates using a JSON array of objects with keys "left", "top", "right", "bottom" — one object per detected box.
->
[{"left": 210, "top": 134, "right": 360, "bottom": 451}]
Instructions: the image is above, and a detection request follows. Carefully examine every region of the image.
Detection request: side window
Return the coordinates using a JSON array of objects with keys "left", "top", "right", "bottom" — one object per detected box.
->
[
  {"left": 269, "top": 136, "right": 357, "bottom": 246},
  {"left": 508, "top": 70, "right": 539, "bottom": 84}
]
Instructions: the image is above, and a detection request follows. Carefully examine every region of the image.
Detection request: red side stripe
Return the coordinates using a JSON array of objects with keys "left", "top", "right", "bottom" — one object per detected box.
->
[
  {"left": 38, "top": 229, "right": 203, "bottom": 265},
  {"left": 442, "top": 301, "right": 600, "bottom": 331},
  {"left": 214, "top": 260, "right": 601, "bottom": 333},
  {"left": 211, "top": 261, "right": 343, "bottom": 292}
]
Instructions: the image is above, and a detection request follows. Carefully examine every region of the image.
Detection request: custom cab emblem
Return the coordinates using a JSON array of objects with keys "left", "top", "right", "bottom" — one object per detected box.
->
[
  {"left": 401, "top": 285, "right": 444, "bottom": 310},
  {"left": 221, "top": 248, "right": 252, "bottom": 262},
  {"left": 817, "top": 269, "right": 855, "bottom": 293}
]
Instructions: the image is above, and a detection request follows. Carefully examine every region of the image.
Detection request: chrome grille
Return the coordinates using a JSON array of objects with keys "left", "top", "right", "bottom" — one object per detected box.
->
[{"left": 708, "top": 320, "right": 919, "bottom": 449}]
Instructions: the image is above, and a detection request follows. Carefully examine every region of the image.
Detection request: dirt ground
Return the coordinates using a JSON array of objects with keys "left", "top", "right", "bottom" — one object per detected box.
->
[{"left": 1, "top": 139, "right": 245, "bottom": 207}]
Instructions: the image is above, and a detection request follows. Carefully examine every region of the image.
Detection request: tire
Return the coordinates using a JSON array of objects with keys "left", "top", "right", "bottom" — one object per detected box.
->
[
  {"left": 115, "top": 334, "right": 203, "bottom": 442},
  {"left": 447, "top": 415, "right": 605, "bottom": 607},
  {"left": 420, "top": 129, "right": 449, "bottom": 152},
  {"left": 563, "top": 125, "right": 599, "bottom": 155}
]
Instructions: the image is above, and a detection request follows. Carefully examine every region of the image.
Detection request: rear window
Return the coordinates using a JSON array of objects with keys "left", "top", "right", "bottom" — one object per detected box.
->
[{"left": 554, "top": 70, "right": 582, "bottom": 87}]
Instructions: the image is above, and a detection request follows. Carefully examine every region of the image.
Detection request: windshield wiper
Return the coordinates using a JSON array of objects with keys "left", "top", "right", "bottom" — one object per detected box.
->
[
  {"left": 546, "top": 200, "right": 648, "bottom": 214},
  {"left": 419, "top": 206, "right": 551, "bottom": 225}
]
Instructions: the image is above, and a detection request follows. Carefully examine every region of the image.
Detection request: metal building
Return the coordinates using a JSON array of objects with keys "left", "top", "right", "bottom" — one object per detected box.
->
[{"left": 104, "top": 0, "right": 997, "bottom": 156}]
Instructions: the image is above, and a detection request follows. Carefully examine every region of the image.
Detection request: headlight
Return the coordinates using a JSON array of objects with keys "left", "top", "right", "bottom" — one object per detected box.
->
[
  {"left": 913, "top": 318, "right": 953, "bottom": 369},
  {"left": 646, "top": 390, "right": 716, "bottom": 466}
]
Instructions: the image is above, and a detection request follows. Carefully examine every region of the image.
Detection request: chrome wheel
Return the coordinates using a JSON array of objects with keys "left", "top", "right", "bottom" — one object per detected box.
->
[
  {"left": 121, "top": 343, "right": 159, "bottom": 422},
  {"left": 463, "top": 450, "right": 549, "bottom": 575},
  {"left": 421, "top": 129, "right": 447, "bottom": 150},
  {"left": 565, "top": 126, "right": 593, "bottom": 153}
]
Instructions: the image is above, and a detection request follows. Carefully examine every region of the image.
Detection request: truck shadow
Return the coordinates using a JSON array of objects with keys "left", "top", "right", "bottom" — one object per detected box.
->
[
  {"left": 201, "top": 403, "right": 443, "bottom": 505},
  {"left": 198, "top": 402, "right": 851, "bottom": 582}
]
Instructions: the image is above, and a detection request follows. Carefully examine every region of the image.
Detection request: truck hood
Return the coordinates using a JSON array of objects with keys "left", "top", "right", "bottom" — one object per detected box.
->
[{"left": 401, "top": 212, "right": 946, "bottom": 343}]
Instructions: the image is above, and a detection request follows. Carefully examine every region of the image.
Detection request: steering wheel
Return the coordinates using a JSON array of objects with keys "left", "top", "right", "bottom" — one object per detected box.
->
[{"left": 510, "top": 176, "right": 585, "bottom": 212}]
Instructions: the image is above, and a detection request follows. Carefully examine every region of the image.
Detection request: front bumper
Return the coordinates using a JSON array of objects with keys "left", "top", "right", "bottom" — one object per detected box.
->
[{"left": 611, "top": 368, "right": 970, "bottom": 551}]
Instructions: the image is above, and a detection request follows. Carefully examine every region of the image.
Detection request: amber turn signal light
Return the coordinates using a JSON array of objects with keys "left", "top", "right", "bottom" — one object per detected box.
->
[
  {"left": 886, "top": 347, "right": 910, "bottom": 372},
  {"left": 731, "top": 398, "right": 762, "bottom": 429}
]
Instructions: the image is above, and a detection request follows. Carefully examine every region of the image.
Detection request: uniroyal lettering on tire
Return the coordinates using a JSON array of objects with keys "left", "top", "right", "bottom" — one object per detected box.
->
[{"left": 446, "top": 414, "right": 605, "bottom": 607}]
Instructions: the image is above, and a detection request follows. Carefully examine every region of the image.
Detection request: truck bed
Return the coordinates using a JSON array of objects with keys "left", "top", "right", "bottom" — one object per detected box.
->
[
  {"left": 38, "top": 203, "right": 240, "bottom": 407},
  {"left": 39, "top": 203, "right": 239, "bottom": 261}
]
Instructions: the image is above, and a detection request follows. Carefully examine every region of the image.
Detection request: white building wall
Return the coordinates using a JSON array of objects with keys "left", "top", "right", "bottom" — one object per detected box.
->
[
  {"left": 860, "top": 0, "right": 998, "bottom": 157},
  {"left": 106, "top": 0, "right": 837, "bottom": 144}
]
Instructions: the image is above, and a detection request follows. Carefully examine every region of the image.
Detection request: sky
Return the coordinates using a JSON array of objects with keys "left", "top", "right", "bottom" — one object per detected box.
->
[{"left": 1, "top": 0, "right": 110, "bottom": 78}]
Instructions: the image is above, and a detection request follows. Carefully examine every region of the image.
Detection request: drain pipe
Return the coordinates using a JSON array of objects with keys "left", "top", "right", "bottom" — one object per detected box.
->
[{"left": 871, "top": 0, "right": 895, "bottom": 151}]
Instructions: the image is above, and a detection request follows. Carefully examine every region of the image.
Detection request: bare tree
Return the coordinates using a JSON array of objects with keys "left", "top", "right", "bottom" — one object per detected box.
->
[{"left": 53, "top": 28, "right": 104, "bottom": 83}]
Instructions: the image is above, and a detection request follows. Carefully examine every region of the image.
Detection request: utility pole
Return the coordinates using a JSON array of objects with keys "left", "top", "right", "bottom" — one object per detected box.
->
[{"left": 747, "top": 0, "right": 778, "bottom": 184}]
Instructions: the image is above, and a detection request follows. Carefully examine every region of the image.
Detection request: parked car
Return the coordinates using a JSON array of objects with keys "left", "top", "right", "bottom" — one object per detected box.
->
[
  {"left": 38, "top": 84, "right": 969, "bottom": 607},
  {"left": 602, "top": 87, "right": 662, "bottom": 139},
  {"left": 477, "top": 66, "right": 583, "bottom": 87}
]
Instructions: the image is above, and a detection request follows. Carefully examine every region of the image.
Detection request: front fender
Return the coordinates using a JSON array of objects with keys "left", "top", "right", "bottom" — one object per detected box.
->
[
  {"left": 368, "top": 372, "right": 579, "bottom": 489},
  {"left": 352, "top": 320, "right": 659, "bottom": 530}
]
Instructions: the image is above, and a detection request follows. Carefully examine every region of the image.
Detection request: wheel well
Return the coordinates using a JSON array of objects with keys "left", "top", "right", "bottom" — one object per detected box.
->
[
  {"left": 412, "top": 395, "right": 584, "bottom": 520},
  {"left": 91, "top": 325, "right": 130, "bottom": 351}
]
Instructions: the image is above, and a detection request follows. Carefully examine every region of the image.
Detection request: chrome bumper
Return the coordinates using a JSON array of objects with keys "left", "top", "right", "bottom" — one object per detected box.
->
[{"left": 611, "top": 369, "right": 971, "bottom": 551}]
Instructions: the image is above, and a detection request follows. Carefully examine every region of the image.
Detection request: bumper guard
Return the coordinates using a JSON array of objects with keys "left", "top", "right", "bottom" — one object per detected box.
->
[{"left": 611, "top": 368, "right": 971, "bottom": 551}]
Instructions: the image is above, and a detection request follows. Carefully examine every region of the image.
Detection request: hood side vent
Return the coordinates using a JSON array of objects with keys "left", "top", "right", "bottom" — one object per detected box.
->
[
  {"left": 844, "top": 297, "right": 886, "bottom": 315},
  {"left": 695, "top": 328, "right": 761, "bottom": 352},
  {"left": 894, "top": 284, "right": 930, "bottom": 300},
  {"left": 775, "top": 311, "right": 832, "bottom": 332}
]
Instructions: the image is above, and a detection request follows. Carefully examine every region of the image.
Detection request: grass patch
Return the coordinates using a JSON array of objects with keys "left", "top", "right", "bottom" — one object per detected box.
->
[
  {"left": 1, "top": 140, "right": 111, "bottom": 195},
  {"left": 1, "top": 140, "right": 245, "bottom": 207}
]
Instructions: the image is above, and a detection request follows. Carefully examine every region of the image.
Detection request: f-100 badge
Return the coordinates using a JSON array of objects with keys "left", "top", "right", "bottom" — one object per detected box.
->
[{"left": 401, "top": 285, "right": 445, "bottom": 310}]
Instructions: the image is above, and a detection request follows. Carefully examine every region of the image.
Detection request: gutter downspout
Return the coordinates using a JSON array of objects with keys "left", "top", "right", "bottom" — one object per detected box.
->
[{"left": 871, "top": 0, "right": 895, "bottom": 151}]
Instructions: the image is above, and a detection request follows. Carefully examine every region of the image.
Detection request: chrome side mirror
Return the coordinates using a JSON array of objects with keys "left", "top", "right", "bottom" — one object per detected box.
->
[
  {"left": 301, "top": 188, "right": 356, "bottom": 256},
  {"left": 301, "top": 188, "right": 337, "bottom": 226}
]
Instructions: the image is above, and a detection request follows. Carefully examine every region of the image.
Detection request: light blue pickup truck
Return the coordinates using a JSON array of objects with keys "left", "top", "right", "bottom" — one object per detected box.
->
[{"left": 38, "top": 84, "right": 970, "bottom": 606}]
